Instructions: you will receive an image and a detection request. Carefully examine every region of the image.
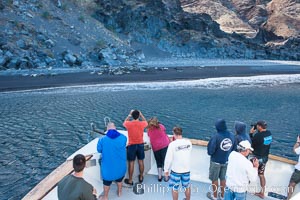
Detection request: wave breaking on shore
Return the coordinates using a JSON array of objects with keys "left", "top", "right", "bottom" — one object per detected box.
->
[{"left": 3, "top": 74, "right": 300, "bottom": 94}]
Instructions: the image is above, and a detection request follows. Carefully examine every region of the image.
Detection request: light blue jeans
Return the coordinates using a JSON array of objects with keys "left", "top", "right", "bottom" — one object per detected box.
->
[{"left": 224, "top": 187, "right": 246, "bottom": 200}]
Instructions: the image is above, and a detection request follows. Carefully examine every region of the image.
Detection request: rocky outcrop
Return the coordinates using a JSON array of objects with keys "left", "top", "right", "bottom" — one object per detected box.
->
[
  {"left": 94, "top": 0, "right": 299, "bottom": 60},
  {"left": 181, "top": 0, "right": 257, "bottom": 36},
  {"left": 0, "top": 0, "right": 144, "bottom": 71},
  {"left": 0, "top": 0, "right": 299, "bottom": 73},
  {"left": 265, "top": 0, "right": 300, "bottom": 38},
  {"left": 181, "top": 0, "right": 300, "bottom": 40}
]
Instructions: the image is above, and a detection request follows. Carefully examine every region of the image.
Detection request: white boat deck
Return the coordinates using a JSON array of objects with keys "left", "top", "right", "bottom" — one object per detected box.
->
[
  {"left": 103, "top": 174, "right": 275, "bottom": 200},
  {"left": 32, "top": 131, "right": 299, "bottom": 200}
]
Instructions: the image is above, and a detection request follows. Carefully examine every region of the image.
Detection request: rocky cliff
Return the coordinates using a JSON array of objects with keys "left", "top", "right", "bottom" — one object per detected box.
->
[
  {"left": 0, "top": 0, "right": 299, "bottom": 72},
  {"left": 0, "top": 0, "right": 144, "bottom": 72},
  {"left": 181, "top": 0, "right": 300, "bottom": 39},
  {"left": 95, "top": 0, "right": 299, "bottom": 59}
]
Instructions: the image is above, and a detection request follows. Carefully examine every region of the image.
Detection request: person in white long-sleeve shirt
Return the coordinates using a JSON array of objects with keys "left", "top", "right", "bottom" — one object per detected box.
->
[
  {"left": 225, "top": 140, "right": 259, "bottom": 200},
  {"left": 287, "top": 135, "right": 300, "bottom": 200},
  {"left": 164, "top": 126, "right": 192, "bottom": 200}
]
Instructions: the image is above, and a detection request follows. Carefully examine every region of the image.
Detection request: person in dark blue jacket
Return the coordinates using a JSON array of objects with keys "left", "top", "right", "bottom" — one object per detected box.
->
[
  {"left": 234, "top": 121, "right": 251, "bottom": 145},
  {"left": 207, "top": 119, "right": 235, "bottom": 200},
  {"left": 97, "top": 122, "right": 127, "bottom": 200}
]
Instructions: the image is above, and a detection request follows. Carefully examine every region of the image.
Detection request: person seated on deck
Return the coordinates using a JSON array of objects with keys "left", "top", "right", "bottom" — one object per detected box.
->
[
  {"left": 57, "top": 154, "right": 98, "bottom": 200},
  {"left": 97, "top": 122, "right": 127, "bottom": 200},
  {"left": 287, "top": 135, "right": 300, "bottom": 200},
  {"left": 147, "top": 117, "right": 170, "bottom": 182}
]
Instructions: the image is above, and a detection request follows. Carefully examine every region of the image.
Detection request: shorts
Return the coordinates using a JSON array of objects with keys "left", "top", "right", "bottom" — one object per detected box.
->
[
  {"left": 224, "top": 187, "right": 246, "bottom": 200},
  {"left": 290, "top": 169, "right": 300, "bottom": 184},
  {"left": 249, "top": 155, "right": 268, "bottom": 175},
  {"left": 169, "top": 171, "right": 190, "bottom": 191},
  {"left": 103, "top": 176, "right": 124, "bottom": 186},
  {"left": 258, "top": 156, "right": 268, "bottom": 175},
  {"left": 127, "top": 144, "right": 145, "bottom": 161},
  {"left": 209, "top": 161, "right": 227, "bottom": 181}
]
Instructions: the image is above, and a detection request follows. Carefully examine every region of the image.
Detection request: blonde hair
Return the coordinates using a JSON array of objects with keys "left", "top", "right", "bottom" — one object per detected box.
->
[{"left": 147, "top": 117, "right": 160, "bottom": 129}]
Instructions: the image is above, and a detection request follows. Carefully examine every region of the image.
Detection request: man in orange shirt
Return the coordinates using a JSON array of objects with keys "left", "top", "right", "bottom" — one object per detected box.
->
[{"left": 123, "top": 109, "right": 148, "bottom": 185}]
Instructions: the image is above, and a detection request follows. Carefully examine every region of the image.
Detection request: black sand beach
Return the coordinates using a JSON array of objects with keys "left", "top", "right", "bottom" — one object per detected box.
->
[{"left": 1, "top": 65, "right": 300, "bottom": 92}]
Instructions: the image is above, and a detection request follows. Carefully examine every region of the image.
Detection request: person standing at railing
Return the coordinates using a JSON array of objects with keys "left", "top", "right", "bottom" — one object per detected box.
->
[
  {"left": 224, "top": 140, "right": 259, "bottom": 200},
  {"left": 164, "top": 126, "right": 192, "bottom": 200},
  {"left": 207, "top": 119, "right": 235, "bottom": 200},
  {"left": 123, "top": 109, "right": 148, "bottom": 185},
  {"left": 249, "top": 120, "right": 272, "bottom": 199},
  {"left": 286, "top": 135, "right": 300, "bottom": 200},
  {"left": 234, "top": 121, "right": 251, "bottom": 146},
  {"left": 97, "top": 122, "right": 127, "bottom": 200},
  {"left": 147, "top": 117, "right": 170, "bottom": 182}
]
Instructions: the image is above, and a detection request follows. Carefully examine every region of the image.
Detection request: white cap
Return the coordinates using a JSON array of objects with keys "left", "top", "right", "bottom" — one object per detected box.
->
[{"left": 238, "top": 140, "right": 254, "bottom": 151}]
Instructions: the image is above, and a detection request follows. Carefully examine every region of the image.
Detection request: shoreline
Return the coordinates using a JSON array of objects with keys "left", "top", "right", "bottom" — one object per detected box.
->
[{"left": 1, "top": 64, "right": 300, "bottom": 92}]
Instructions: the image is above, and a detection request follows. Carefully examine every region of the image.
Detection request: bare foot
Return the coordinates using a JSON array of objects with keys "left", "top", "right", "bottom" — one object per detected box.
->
[
  {"left": 117, "top": 189, "right": 122, "bottom": 197},
  {"left": 98, "top": 195, "right": 108, "bottom": 200},
  {"left": 255, "top": 192, "right": 265, "bottom": 199}
]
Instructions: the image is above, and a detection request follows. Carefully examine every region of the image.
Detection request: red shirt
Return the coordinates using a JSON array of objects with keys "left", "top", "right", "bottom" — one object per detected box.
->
[{"left": 123, "top": 120, "right": 148, "bottom": 145}]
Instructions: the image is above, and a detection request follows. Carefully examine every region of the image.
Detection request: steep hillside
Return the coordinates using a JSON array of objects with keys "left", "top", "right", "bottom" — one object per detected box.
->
[
  {"left": 0, "top": 0, "right": 143, "bottom": 72},
  {"left": 0, "top": 0, "right": 299, "bottom": 72},
  {"left": 181, "top": 0, "right": 300, "bottom": 39},
  {"left": 265, "top": 0, "right": 300, "bottom": 38},
  {"left": 181, "top": 0, "right": 257, "bottom": 37},
  {"left": 94, "top": 0, "right": 299, "bottom": 59}
]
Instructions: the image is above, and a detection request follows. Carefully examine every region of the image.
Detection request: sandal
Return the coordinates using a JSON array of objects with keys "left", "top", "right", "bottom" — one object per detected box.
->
[
  {"left": 139, "top": 175, "right": 144, "bottom": 183},
  {"left": 164, "top": 176, "right": 169, "bottom": 182},
  {"left": 124, "top": 178, "right": 133, "bottom": 186}
]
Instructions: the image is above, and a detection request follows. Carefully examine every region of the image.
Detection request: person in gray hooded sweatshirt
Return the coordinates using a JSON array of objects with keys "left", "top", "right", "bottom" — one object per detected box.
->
[
  {"left": 207, "top": 119, "right": 235, "bottom": 200},
  {"left": 234, "top": 121, "right": 251, "bottom": 146}
]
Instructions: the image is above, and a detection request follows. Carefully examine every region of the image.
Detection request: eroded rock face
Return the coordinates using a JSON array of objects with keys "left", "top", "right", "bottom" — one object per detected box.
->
[
  {"left": 265, "top": 0, "right": 300, "bottom": 38},
  {"left": 0, "top": 0, "right": 144, "bottom": 71},
  {"left": 181, "top": 0, "right": 257, "bottom": 37},
  {"left": 93, "top": 0, "right": 299, "bottom": 60},
  {"left": 181, "top": 0, "right": 300, "bottom": 39},
  {"left": 0, "top": 0, "right": 299, "bottom": 72}
]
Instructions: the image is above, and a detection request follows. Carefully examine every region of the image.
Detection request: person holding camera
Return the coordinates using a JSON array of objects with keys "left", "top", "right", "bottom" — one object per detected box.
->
[
  {"left": 123, "top": 109, "right": 148, "bottom": 185},
  {"left": 249, "top": 120, "right": 272, "bottom": 199},
  {"left": 224, "top": 140, "right": 259, "bottom": 200},
  {"left": 286, "top": 135, "right": 300, "bottom": 200}
]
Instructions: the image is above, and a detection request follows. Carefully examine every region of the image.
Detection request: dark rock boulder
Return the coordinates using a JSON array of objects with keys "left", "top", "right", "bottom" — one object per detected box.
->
[{"left": 253, "top": 28, "right": 284, "bottom": 43}]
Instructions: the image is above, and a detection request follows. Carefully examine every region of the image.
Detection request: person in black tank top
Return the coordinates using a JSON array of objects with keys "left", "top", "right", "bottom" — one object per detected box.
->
[{"left": 250, "top": 120, "right": 272, "bottom": 199}]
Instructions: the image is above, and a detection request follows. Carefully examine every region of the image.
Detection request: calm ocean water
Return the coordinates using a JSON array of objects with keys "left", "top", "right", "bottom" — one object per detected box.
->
[{"left": 1, "top": 74, "right": 300, "bottom": 199}]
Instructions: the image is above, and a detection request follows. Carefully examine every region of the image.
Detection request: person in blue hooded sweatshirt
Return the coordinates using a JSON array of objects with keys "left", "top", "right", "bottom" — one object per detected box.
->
[
  {"left": 207, "top": 119, "right": 235, "bottom": 200},
  {"left": 234, "top": 121, "right": 251, "bottom": 146},
  {"left": 97, "top": 122, "right": 127, "bottom": 200}
]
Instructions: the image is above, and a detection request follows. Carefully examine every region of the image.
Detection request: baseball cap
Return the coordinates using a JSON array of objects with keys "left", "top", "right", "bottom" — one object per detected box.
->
[
  {"left": 256, "top": 120, "right": 267, "bottom": 129},
  {"left": 238, "top": 140, "right": 254, "bottom": 151}
]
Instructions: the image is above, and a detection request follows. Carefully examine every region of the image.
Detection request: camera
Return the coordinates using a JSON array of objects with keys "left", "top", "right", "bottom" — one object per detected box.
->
[
  {"left": 251, "top": 123, "right": 257, "bottom": 130},
  {"left": 250, "top": 157, "right": 257, "bottom": 163}
]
